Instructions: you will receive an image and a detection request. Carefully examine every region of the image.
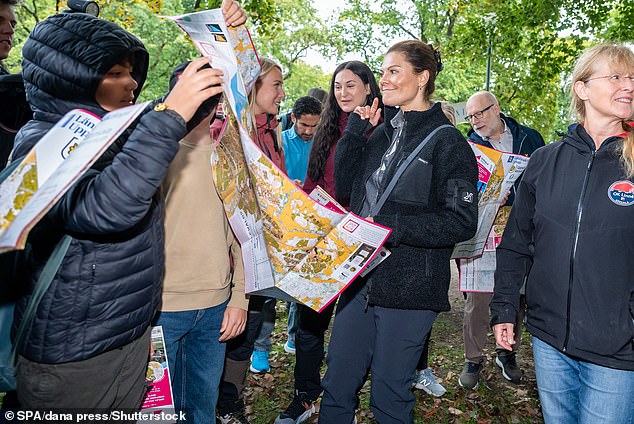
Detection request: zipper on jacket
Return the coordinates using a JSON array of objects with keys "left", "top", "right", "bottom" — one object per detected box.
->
[
  {"left": 364, "top": 279, "right": 372, "bottom": 312},
  {"left": 564, "top": 150, "right": 596, "bottom": 351}
]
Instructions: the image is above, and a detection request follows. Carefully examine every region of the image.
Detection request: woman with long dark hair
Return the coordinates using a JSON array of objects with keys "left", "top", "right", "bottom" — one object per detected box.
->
[
  {"left": 274, "top": 61, "right": 382, "bottom": 424},
  {"left": 319, "top": 41, "right": 478, "bottom": 423},
  {"left": 303, "top": 60, "right": 383, "bottom": 205}
]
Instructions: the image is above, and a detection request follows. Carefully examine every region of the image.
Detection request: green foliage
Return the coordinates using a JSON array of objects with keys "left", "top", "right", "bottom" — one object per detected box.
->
[
  {"left": 249, "top": 0, "right": 334, "bottom": 110},
  {"left": 4, "top": 0, "right": 631, "bottom": 137},
  {"left": 332, "top": 0, "right": 632, "bottom": 142},
  {"left": 277, "top": 61, "right": 331, "bottom": 112}
]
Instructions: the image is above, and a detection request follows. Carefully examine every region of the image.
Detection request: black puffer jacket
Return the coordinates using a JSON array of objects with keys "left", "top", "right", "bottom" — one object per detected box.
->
[
  {"left": 491, "top": 123, "right": 634, "bottom": 371},
  {"left": 335, "top": 103, "right": 478, "bottom": 311},
  {"left": 11, "top": 13, "right": 186, "bottom": 364}
]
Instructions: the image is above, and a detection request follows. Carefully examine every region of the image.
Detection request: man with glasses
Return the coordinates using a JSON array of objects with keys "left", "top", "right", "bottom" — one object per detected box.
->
[{"left": 459, "top": 91, "right": 545, "bottom": 390}]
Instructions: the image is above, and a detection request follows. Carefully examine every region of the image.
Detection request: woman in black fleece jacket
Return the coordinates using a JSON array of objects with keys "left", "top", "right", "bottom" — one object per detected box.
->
[{"left": 319, "top": 41, "right": 478, "bottom": 423}]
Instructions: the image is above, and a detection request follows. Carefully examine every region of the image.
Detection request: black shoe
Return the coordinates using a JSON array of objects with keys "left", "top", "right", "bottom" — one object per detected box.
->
[
  {"left": 217, "top": 408, "right": 250, "bottom": 424},
  {"left": 458, "top": 360, "right": 483, "bottom": 389},
  {"left": 496, "top": 353, "right": 521, "bottom": 384},
  {"left": 274, "top": 391, "right": 316, "bottom": 423}
]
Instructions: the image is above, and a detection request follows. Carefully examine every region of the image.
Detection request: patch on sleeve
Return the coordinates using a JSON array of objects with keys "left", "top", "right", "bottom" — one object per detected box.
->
[{"left": 462, "top": 191, "right": 474, "bottom": 204}]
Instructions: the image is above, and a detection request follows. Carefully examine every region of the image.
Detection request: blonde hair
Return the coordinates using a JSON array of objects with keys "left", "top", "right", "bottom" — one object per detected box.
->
[
  {"left": 439, "top": 101, "right": 456, "bottom": 126},
  {"left": 571, "top": 44, "right": 634, "bottom": 177},
  {"left": 248, "top": 57, "right": 283, "bottom": 108}
]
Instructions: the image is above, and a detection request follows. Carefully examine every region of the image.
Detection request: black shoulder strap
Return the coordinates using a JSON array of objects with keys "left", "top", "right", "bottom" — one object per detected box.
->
[{"left": 370, "top": 124, "right": 453, "bottom": 216}]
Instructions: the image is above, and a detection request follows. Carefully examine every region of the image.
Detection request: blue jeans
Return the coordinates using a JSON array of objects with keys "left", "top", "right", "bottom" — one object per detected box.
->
[
  {"left": 155, "top": 300, "right": 228, "bottom": 423},
  {"left": 287, "top": 301, "right": 299, "bottom": 345},
  {"left": 254, "top": 298, "right": 300, "bottom": 351},
  {"left": 532, "top": 336, "right": 634, "bottom": 424},
  {"left": 254, "top": 297, "right": 276, "bottom": 352}
]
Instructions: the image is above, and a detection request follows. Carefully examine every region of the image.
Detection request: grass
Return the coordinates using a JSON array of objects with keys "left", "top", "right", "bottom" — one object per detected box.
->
[{"left": 244, "top": 273, "right": 543, "bottom": 423}]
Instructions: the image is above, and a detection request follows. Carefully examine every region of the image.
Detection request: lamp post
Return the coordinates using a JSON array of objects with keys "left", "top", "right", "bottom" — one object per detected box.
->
[
  {"left": 485, "top": 36, "right": 492, "bottom": 91},
  {"left": 484, "top": 13, "right": 496, "bottom": 91}
]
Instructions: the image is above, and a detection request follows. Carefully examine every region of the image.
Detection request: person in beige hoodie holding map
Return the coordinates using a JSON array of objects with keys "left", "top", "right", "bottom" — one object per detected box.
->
[{"left": 155, "top": 60, "right": 248, "bottom": 424}]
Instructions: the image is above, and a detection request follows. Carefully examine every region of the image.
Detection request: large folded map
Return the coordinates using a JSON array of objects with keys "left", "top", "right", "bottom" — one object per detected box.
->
[
  {"left": 453, "top": 142, "right": 530, "bottom": 292},
  {"left": 452, "top": 142, "right": 529, "bottom": 260},
  {"left": 0, "top": 103, "right": 149, "bottom": 252},
  {"left": 168, "top": 10, "right": 391, "bottom": 312}
]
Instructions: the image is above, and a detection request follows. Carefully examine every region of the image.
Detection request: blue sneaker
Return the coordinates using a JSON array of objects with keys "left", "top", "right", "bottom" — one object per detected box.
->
[
  {"left": 284, "top": 340, "right": 296, "bottom": 354},
  {"left": 249, "top": 350, "right": 270, "bottom": 373},
  {"left": 413, "top": 368, "right": 447, "bottom": 397}
]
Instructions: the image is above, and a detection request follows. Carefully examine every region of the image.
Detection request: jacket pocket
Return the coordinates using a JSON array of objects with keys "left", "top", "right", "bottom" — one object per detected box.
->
[
  {"left": 388, "top": 157, "right": 433, "bottom": 206},
  {"left": 445, "top": 178, "right": 477, "bottom": 217}
]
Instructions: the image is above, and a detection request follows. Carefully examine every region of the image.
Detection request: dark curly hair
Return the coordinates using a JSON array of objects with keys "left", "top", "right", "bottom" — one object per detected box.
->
[{"left": 307, "top": 61, "right": 381, "bottom": 183}]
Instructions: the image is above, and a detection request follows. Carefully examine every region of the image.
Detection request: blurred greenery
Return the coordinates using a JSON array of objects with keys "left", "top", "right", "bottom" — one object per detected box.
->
[{"left": 3, "top": 0, "right": 632, "bottom": 138}]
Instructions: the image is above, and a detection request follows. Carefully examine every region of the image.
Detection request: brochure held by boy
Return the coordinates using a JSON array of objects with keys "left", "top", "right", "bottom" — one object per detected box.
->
[
  {"left": 167, "top": 10, "right": 392, "bottom": 312},
  {"left": 0, "top": 103, "right": 149, "bottom": 252}
]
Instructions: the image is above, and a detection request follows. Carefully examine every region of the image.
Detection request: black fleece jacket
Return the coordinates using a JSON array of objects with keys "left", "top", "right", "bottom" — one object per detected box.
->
[
  {"left": 335, "top": 103, "right": 478, "bottom": 311},
  {"left": 492, "top": 123, "right": 634, "bottom": 371}
]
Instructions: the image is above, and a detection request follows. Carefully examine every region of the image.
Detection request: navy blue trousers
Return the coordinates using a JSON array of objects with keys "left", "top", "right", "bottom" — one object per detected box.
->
[{"left": 319, "top": 282, "right": 437, "bottom": 424}]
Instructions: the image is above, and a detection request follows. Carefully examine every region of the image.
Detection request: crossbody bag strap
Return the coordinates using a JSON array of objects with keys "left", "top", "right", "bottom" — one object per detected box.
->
[
  {"left": 10, "top": 235, "right": 72, "bottom": 364},
  {"left": 369, "top": 124, "right": 453, "bottom": 216}
]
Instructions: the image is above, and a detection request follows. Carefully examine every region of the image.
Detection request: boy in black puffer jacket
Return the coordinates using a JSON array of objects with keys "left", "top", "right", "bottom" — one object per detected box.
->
[{"left": 9, "top": 4, "right": 244, "bottom": 409}]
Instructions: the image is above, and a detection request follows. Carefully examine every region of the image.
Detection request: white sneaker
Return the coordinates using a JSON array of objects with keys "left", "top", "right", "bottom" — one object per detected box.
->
[
  {"left": 413, "top": 368, "right": 446, "bottom": 397},
  {"left": 284, "top": 340, "right": 296, "bottom": 354}
]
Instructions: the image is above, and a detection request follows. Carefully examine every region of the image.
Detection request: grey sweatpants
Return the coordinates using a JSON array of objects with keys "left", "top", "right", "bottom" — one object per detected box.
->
[{"left": 17, "top": 326, "right": 151, "bottom": 410}]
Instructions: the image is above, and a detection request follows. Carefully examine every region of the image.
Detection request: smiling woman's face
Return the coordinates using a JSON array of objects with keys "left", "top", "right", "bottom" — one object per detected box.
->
[
  {"left": 575, "top": 61, "right": 634, "bottom": 122},
  {"left": 95, "top": 61, "right": 138, "bottom": 111},
  {"left": 334, "top": 69, "right": 370, "bottom": 113},
  {"left": 379, "top": 51, "right": 427, "bottom": 111},
  {"left": 254, "top": 67, "right": 285, "bottom": 115}
]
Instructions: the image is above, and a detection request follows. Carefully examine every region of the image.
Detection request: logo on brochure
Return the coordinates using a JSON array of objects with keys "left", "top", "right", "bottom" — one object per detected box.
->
[
  {"left": 61, "top": 136, "right": 79, "bottom": 159},
  {"left": 206, "top": 23, "right": 227, "bottom": 42},
  {"left": 608, "top": 180, "right": 634, "bottom": 206},
  {"left": 342, "top": 220, "right": 359, "bottom": 233}
]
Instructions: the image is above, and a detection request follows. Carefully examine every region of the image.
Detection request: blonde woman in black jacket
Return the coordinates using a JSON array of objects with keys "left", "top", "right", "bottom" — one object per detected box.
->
[
  {"left": 491, "top": 44, "right": 634, "bottom": 424},
  {"left": 319, "top": 40, "right": 478, "bottom": 424}
]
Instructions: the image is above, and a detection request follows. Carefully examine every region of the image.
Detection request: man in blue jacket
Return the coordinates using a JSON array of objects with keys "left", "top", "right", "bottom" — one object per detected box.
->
[{"left": 459, "top": 91, "right": 545, "bottom": 389}]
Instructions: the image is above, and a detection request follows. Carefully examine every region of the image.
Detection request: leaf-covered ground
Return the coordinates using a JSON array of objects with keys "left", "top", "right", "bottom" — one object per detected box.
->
[
  {"left": 0, "top": 271, "right": 543, "bottom": 423},
  {"left": 244, "top": 269, "right": 543, "bottom": 423}
]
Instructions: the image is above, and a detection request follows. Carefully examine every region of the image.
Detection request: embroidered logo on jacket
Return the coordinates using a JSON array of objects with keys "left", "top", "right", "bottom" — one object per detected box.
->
[
  {"left": 608, "top": 180, "right": 634, "bottom": 206},
  {"left": 462, "top": 191, "right": 474, "bottom": 203}
]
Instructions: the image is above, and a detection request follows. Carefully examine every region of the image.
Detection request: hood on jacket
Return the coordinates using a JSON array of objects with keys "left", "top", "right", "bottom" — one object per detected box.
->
[{"left": 21, "top": 12, "right": 149, "bottom": 121}]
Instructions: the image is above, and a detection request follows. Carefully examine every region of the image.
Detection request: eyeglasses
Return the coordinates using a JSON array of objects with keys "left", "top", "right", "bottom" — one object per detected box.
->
[
  {"left": 466, "top": 104, "right": 494, "bottom": 121},
  {"left": 584, "top": 74, "right": 634, "bottom": 86}
]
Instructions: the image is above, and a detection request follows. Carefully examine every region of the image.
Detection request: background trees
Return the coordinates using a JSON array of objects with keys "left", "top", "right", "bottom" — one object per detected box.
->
[{"left": 5, "top": 0, "right": 632, "bottom": 140}]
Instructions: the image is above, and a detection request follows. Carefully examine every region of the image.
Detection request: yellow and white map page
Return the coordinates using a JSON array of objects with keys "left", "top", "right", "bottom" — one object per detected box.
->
[
  {"left": 452, "top": 142, "right": 529, "bottom": 259},
  {"left": 0, "top": 103, "right": 148, "bottom": 252},
  {"left": 170, "top": 10, "right": 391, "bottom": 311},
  {"left": 242, "top": 136, "right": 391, "bottom": 312},
  {"left": 167, "top": 9, "right": 259, "bottom": 132},
  {"left": 212, "top": 118, "right": 275, "bottom": 290}
]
